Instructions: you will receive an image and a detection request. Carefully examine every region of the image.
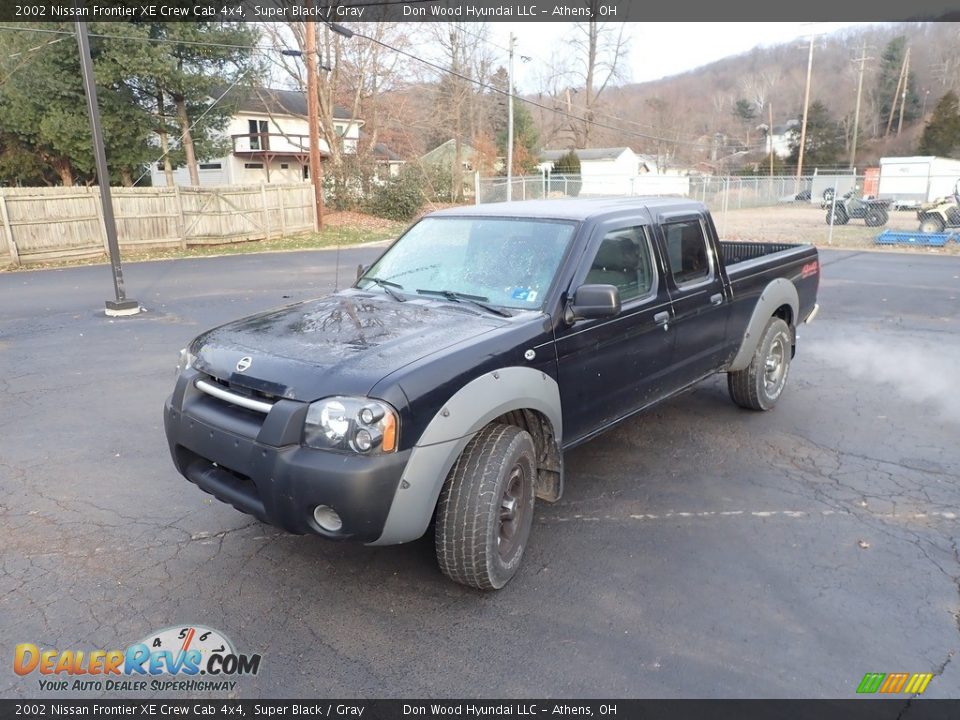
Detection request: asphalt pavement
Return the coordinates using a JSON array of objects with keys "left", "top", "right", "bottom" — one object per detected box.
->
[{"left": 1, "top": 245, "right": 959, "bottom": 699}]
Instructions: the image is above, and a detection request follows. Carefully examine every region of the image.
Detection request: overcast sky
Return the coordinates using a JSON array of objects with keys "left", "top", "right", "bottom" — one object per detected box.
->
[{"left": 486, "top": 22, "right": 879, "bottom": 92}]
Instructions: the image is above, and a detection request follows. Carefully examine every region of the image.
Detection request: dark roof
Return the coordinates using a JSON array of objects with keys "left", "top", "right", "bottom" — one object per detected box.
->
[
  {"left": 218, "top": 86, "right": 355, "bottom": 121},
  {"left": 372, "top": 142, "right": 401, "bottom": 161},
  {"left": 427, "top": 197, "right": 705, "bottom": 222}
]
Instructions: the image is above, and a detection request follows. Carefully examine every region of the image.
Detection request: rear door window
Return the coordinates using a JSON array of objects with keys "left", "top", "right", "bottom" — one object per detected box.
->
[{"left": 663, "top": 219, "right": 712, "bottom": 287}]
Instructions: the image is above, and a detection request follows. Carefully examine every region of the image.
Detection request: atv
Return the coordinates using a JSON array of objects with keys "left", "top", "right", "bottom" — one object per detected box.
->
[
  {"left": 825, "top": 190, "right": 890, "bottom": 227},
  {"left": 917, "top": 182, "right": 960, "bottom": 233}
]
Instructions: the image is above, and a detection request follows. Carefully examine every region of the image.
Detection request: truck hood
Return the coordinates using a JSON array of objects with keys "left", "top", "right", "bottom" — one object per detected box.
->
[{"left": 190, "top": 290, "right": 507, "bottom": 402}]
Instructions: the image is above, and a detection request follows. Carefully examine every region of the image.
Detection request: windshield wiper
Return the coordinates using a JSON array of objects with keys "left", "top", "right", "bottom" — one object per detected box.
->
[
  {"left": 358, "top": 275, "right": 407, "bottom": 302},
  {"left": 415, "top": 289, "right": 512, "bottom": 317}
]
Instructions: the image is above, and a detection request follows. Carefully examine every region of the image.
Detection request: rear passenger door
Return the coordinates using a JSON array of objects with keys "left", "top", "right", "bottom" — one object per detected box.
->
[
  {"left": 656, "top": 212, "right": 731, "bottom": 386},
  {"left": 556, "top": 220, "right": 676, "bottom": 444}
]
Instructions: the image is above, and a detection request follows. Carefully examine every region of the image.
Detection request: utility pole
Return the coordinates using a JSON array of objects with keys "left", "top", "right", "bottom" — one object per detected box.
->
[
  {"left": 768, "top": 102, "right": 774, "bottom": 178},
  {"left": 75, "top": 21, "right": 140, "bottom": 317},
  {"left": 850, "top": 41, "right": 870, "bottom": 170},
  {"left": 885, "top": 50, "right": 907, "bottom": 137},
  {"left": 506, "top": 32, "right": 515, "bottom": 202},
  {"left": 305, "top": 17, "right": 324, "bottom": 231},
  {"left": 897, "top": 46, "right": 910, "bottom": 136},
  {"left": 797, "top": 36, "right": 815, "bottom": 182}
]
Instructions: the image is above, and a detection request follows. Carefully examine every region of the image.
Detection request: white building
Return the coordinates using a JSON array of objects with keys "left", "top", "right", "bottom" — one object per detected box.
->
[
  {"left": 150, "top": 87, "right": 363, "bottom": 187},
  {"left": 539, "top": 147, "right": 689, "bottom": 196}
]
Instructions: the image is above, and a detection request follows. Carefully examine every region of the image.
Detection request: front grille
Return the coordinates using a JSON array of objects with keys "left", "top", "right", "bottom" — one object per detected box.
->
[{"left": 195, "top": 376, "right": 275, "bottom": 415}]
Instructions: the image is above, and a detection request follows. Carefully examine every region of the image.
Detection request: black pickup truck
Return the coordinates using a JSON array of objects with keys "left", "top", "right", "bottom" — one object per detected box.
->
[{"left": 164, "top": 197, "right": 820, "bottom": 590}]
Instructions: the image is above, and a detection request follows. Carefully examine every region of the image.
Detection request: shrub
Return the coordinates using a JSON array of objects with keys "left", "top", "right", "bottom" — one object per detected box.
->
[{"left": 365, "top": 167, "right": 424, "bottom": 221}]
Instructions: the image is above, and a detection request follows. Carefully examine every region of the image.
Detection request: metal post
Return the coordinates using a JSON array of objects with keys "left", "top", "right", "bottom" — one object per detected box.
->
[
  {"left": 797, "top": 36, "right": 815, "bottom": 184},
  {"left": 305, "top": 17, "right": 324, "bottom": 231},
  {"left": 506, "top": 32, "right": 515, "bottom": 202},
  {"left": 827, "top": 178, "right": 838, "bottom": 245},
  {"left": 76, "top": 21, "right": 139, "bottom": 316}
]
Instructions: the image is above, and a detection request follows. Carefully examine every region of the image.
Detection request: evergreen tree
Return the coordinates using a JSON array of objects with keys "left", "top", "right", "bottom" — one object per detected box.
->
[
  {"left": 553, "top": 150, "right": 581, "bottom": 174},
  {"left": 496, "top": 101, "right": 540, "bottom": 175},
  {"left": 875, "top": 36, "right": 921, "bottom": 127},
  {"left": 919, "top": 91, "right": 960, "bottom": 157},
  {"left": 788, "top": 101, "right": 843, "bottom": 168},
  {"left": 0, "top": 22, "right": 155, "bottom": 186}
]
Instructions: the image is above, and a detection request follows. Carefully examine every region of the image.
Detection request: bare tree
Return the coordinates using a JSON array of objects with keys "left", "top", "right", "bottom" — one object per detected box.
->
[{"left": 562, "top": 5, "right": 630, "bottom": 146}]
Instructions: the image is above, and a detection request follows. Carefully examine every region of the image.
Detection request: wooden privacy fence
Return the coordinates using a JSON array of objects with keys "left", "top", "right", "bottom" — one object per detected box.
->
[{"left": 0, "top": 183, "right": 316, "bottom": 266}]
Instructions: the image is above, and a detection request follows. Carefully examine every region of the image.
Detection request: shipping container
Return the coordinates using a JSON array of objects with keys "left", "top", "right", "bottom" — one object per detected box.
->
[{"left": 877, "top": 156, "right": 960, "bottom": 209}]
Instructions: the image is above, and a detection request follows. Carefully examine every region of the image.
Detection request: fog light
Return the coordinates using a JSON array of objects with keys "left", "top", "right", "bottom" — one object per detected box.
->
[{"left": 313, "top": 505, "right": 343, "bottom": 532}]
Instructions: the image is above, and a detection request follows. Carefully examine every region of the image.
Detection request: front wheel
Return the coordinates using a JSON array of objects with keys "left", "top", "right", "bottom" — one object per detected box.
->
[
  {"left": 919, "top": 215, "right": 946, "bottom": 234},
  {"left": 728, "top": 317, "right": 792, "bottom": 411},
  {"left": 435, "top": 423, "right": 536, "bottom": 590},
  {"left": 864, "top": 207, "right": 887, "bottom": 227},
  {"left": 826, "top": 206, "right": 849, "bottom": 225}
]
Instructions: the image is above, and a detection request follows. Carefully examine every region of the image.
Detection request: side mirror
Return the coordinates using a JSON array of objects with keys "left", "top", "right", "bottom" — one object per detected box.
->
[
  {"left": 356, "top": 264, "right": 368, "bottom": 282},
  {"left": 566, "top": 284, "right": 621, "bottom": 323}
]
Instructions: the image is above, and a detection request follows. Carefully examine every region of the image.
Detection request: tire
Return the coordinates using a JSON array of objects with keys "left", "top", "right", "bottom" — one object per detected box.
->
[
  {"left": 826, "top": 206, "right": 848, "bottom": 225},
  {"left": 864, "top": 207, "right": 887, "bottom": 227},
  {"left": 728, "top": 317, "right": 792, "bottom": 411},
  {"left": 919, "top": 215, "right": 946, "bottom": 234},
  {"left": 435, "top": 423, "right": 537, "bottom": 590}
]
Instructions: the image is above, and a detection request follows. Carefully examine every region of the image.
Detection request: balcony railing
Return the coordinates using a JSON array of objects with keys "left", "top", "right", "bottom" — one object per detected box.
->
[{"left": 231, "top": 133, "right": 312, "bottom": 156}]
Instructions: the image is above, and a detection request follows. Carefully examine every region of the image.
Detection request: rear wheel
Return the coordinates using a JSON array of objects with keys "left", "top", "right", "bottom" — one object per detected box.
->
[
  {"left": 920, "top": 214, "right": 946, "bottom": 233},
  {"left": 728, "top": 317, "right": 792, "bottom": 411},
  {"left": 435, "top": 423, "right": 536, "bottom": 590}
]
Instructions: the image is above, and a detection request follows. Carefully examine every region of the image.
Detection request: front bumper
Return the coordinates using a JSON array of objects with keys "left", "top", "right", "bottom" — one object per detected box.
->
[{"left": 163, "top": 370, "right": 409, "bottom": 542}]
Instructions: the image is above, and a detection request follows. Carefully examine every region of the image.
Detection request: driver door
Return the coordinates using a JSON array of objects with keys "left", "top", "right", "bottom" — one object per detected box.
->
[{"left": 555, "top": 220, "right": 676, "bottom": 445}]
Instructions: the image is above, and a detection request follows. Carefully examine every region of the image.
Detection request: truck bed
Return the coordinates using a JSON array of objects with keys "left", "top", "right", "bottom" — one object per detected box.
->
[
  {"left": 719, "top": 240, "right": 819, "bottom": 333},
  {"left": 719, "top": 240, "right": 805, "bottom": 266}
]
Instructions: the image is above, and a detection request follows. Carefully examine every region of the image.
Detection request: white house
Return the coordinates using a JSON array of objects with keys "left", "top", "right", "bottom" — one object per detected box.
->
[
  {"left": 150, "top": 87, "right": 363, "bottom": 187},
  {"left": 766, "top": 120, "right": 799, "bottom": 159},
  {"left": 539, "top": 147, "right": 689, "bottom": 197}
]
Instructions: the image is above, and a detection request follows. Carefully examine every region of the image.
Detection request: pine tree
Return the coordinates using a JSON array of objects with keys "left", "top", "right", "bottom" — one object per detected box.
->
[
  {"left": 875, "top": 36, "right": 921, "bottom": 127},
  {"left": 919, "top": 91, "right": 960, "bottom": 157},
  {"left": 788, "top": 101, "right": 843, "bottom": 169}
]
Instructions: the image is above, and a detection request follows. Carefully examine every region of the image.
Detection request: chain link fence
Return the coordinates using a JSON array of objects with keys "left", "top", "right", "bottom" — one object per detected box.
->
[{"left": 474, "top": 171, "right": 960, "bottom": 248}]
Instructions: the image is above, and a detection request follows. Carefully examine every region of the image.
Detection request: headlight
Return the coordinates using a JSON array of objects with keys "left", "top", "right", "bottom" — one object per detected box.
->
[
  {"left": 303, "top": 397, "right": 399, "bottom": 454},
  {"left": 175, "top": 347, "right": 196, "bottom": 378}
]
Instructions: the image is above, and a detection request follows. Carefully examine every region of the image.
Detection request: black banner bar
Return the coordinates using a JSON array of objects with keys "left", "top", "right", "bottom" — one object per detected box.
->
[
  {"left": 1, "top": 700, "right": 960, "bottom": 720},
  {"left": 2, "top": 0, "right": 960, "bottom": 23}
]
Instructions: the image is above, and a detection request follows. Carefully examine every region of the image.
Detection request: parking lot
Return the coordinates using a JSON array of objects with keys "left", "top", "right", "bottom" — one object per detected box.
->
[{"left": 2, "top": 244, "right": 959, "bottom": 698}]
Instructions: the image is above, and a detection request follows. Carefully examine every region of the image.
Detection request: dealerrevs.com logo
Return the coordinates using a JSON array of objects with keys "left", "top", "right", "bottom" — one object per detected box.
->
[{"left": 14, "top": 625, "right": 261, "bottom": 693}]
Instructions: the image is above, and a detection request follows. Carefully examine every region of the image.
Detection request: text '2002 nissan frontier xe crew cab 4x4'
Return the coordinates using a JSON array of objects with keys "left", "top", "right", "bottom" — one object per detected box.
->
[{"left": 164, "top": 197, "right": 820, "bottom": 589}]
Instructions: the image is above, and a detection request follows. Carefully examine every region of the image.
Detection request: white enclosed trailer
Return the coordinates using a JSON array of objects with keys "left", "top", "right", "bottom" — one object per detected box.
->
[{"left": 877, "top": 156, "right": 960, "bottom": 209}]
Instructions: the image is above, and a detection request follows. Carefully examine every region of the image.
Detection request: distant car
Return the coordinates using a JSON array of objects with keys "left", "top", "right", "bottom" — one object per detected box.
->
[{"left": 779, "top": 189, "right": 811, "bottom": 203}]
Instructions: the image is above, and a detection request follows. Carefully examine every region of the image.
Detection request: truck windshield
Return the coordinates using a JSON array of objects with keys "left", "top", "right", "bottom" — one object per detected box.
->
[{"left": 358, "top": 216, "right": 577, "bottom": 310}]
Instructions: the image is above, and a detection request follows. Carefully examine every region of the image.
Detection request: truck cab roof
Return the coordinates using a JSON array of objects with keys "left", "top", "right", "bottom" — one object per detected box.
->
[{"left": 427, "top": 196, "right": 707, "bottom": 222}]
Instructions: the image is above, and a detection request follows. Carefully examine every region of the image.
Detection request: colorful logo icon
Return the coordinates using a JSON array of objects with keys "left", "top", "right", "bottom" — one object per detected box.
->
[{"left": 856, "top": 672, "right": 933, "bottom": 695}]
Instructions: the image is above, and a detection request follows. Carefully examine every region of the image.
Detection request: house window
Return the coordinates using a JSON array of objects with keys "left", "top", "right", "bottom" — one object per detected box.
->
[
  {"left": 245, "top": 162, "right": 264, "bottom": 169},
  {"left": 199, "top": 163, "right": 222, "bottom": 170},
  {"left": 303, "top": 166, "right": 310, "bottom": 180},
  {"left": 280, "top": 163, "right": 289, "bottom": 170},
  {"left": 248, "top": 119, "right": 269, "bottom": 150}
]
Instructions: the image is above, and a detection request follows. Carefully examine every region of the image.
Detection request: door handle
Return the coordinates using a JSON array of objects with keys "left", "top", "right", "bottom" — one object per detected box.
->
[
  {"left": 710, "top": 293, "right": 724, "bottom": 306},
  {"left": 654, "top": 311, "right": 670, "bottom": 331}
]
